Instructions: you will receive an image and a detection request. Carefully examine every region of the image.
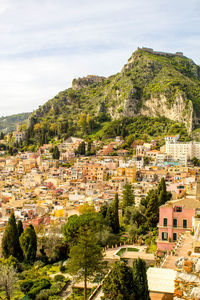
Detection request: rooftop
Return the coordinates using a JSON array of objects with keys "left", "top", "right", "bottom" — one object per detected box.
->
[{"left": 147, "top": 267, "right": 176, "bottom": 293}]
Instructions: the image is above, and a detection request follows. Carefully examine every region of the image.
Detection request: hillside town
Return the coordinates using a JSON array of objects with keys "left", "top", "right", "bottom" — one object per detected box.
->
[{"left": 0, "top": 131, "right": 200, "bottom": 298}]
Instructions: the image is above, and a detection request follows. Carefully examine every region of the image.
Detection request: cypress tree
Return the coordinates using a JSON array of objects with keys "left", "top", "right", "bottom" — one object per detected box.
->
[
  {"left": 100, "top": 205, "right": 108, "bottom": 218},
  {"left": 19, "top": 225, "right": 37, "bottom": 264},
  {"left": 2, "top": 213, "right": 23, "bottom": 261},
  {"left": 158, "top": 178, "right": 171, "bottom": 205},
  {"left": 105, "top": 194, "right": 120, "bottom": 234},
  {"left": 144, "top": 192, "right": 160, "bottom": 229},
  {"left": 105, "top": 206, "right": 113, "bottom": 231},
  {"left": 102, "top": 262, "right": 135, "bottom": 300},
  {"left": 87, "top": 141, "right": 92, "bottom": 153},
  {"left": 122, "top": 182, "right": 135, "bottom": 213},
  {"left": 52, "top": 146, "right": 60, "bottom": 159},
  {"left": 112, "top": 193, "right": 119, "bottom": 234},
  {"left": 77, "top": 142, "right": 85, "bottom": 155},
  {"left": 17, "top": 220, "right": 24, "bottom": 237},
  {"left": 132, "top": 258, "right": 150, "bottom": 300}
]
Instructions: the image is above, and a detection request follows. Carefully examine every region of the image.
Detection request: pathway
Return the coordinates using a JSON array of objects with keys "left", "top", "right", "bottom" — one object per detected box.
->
[{"left": 162, "top": 232, "right": 193, "bottom": 269}]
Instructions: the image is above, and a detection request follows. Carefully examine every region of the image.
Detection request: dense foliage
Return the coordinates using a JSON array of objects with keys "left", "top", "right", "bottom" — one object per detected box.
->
[
  {"left": 2, "top": 214, "right": 23, "bottom": 262},
  {"left": 102, "top": 259, "right": 150, "bottom": 300}
]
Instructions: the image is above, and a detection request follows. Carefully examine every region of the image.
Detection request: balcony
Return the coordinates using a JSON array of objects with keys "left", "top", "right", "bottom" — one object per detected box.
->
[{"left": 158, "top": 224, "right": 191, "bottom": 230}]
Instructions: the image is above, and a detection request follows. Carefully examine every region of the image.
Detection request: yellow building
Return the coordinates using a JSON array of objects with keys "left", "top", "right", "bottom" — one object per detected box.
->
[{"left": 115, "top": 166, "right": 137, "bottom": 183}]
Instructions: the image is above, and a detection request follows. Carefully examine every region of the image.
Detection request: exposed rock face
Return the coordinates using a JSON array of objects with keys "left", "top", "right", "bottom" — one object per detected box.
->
[
  {"left": 108, "top": 88, "right": 141, "bottom": 119},
  {"left": 140, "top": 94, "right": 194, "bottom": 133},
  {"left": 72, "top": 75, "right": 106, "bottom": 90}
]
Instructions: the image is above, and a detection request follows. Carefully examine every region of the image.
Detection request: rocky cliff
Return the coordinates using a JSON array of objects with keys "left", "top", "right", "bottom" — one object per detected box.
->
[{"left": 28, "top": 48, "right": 200, "bottom": 140}]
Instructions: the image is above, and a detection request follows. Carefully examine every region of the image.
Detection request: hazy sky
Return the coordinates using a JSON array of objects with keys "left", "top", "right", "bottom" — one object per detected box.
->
[{"left": 0, "top": 0, "right": 200, "bottom": 116}]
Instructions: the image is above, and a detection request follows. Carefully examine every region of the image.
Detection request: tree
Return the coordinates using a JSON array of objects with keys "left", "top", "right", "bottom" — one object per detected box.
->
[
  {"left": 100, "top": 205, "right": 108, "bottom": 218},
  {"left": 17, "top": 220, "right": 23, "bottom": 237},
  {"left": 102, "top": 262, "right": 135, "bottom": 300},
  {"left": 0, "top": 264, "right": 18, "bottom": 300},
  {"left": 158, "top": 178, "right": 171, "bottom": 205},
  {"left": 112, "top": 193, "right": 120, "bottom": 234},
  {"left": 2, "top": 213, "right": 23, "bottom": 261},
  {"left": 144, "top": 192, "right": 160, "bottom": 229},
  {"left": 104, "top": 194, "right": 120, "bottom": 234},
  {"left": 122, "top": 182, "right": 135, "bottom": 212},
  {"left": 77, "top": 141, "right": 85, "bottom": 155},
  {"left": 78, "top": 203, "right": 95, "bottom": 214},
  {"left": 63, "top": 213, "right": 105, "bottom": 246},
  {"left": 67, "top": 228, "right": 106, "bottom": 300},
  {"left": 123, "top": 206, "right": 145, "bottom": 228},
  {"left": 52, "top": 146, "right": 60, "bottom": 159},
  {"left": 19, "top": 225, "right": 37, "bottom": 264},
  {"left": 192, "top": 156, "right": 200, "bottom": 166},
  {"left": 132, "top": 258, "right": 150, "bottom": 300},
  {"left": 87, "top": 141, "right": 92, "bottom": 153},
  {"left": 128, "top": 224, "right": 138, "bottom": 243}
]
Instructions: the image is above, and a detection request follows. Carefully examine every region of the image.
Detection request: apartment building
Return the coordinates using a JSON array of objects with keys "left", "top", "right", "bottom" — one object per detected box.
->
[{"left": 165, "top": 140, "right": 200, "bottom": 160}]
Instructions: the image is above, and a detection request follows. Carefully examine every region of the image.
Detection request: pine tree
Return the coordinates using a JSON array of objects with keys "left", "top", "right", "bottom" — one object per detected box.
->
[
  {"left": 132, "top": 258, "right": 150, "bottom": 300},
  {"left": 2, "top": 214, "right": 23, "bottom": 261},
  {"left": 17, "top": 220, "right": 23, "bottom": 237},
  {"left": 67, "top": 228, "right": 106, "bottom": 300},
  {"left": 19, "top": 225, "right": 37, "bottom": 264}
]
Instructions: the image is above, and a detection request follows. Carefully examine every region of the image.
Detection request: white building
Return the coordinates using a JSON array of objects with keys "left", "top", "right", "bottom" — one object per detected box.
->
[{"left": 165, "top": 141, "right": 200, "bottom": 160}]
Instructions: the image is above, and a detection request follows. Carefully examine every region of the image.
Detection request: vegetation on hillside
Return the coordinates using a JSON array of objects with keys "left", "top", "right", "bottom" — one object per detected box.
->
[
  {"left": 0, "top": 113, "right": 30, "bottom": 134},
  {"left": 21, "top": 49, "right": 200, "bottom": 147}
]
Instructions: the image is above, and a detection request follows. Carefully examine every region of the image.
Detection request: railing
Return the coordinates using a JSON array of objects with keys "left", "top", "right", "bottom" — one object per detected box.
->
[
  {"left": 170, "top": 233, "right": 184, "bottom": 256},
  {"left": 88, "top": 269, "right": 112, "bottom": 300},
  {"left": 159, "top": 233, "right": 184, "bottom": 268},
  {"left": 159, "top": 252, "right": 168, "bottom": 268},
  {"left": 194, "top": 222, "right": 200, "bottom": 241}
]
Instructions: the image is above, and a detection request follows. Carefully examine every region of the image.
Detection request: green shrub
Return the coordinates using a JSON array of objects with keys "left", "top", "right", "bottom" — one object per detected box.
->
[
  {"left": 20, "top": 279, "right": 34, "bottom": 293},
  {"left": 28, "top": 279, "right": 51, "bottom": 299},
  {"left": 54, "top": 274, "right": 65, "bottom": 282}
]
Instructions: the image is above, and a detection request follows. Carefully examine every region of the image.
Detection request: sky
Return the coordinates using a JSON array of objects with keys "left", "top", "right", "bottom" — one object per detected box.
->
[{"left": 0, "top": 0, "right": 200, "bottom": 116}]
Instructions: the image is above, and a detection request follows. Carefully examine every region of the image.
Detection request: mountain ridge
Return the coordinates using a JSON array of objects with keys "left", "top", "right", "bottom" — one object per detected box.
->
[{"left": 25, "top": 47, "right": 200, "bottom": 145}]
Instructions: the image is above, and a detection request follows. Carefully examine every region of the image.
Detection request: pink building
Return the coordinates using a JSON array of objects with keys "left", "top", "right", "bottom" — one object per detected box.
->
[{"left": 157, "top": 198, "right": 200, "bottom": 251}]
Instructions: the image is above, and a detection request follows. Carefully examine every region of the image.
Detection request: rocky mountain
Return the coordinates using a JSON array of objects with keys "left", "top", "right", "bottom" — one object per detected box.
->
[
  {"left": 0, "top": 113, "right": 30, "bottom": 134},
  {"left": 26, "top": 47, "right": 200, "bottom": 144}
]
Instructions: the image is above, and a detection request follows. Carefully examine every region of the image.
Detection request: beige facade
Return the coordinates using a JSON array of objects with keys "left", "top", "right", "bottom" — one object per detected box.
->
[{"left": 165, "top": 141, "right": 200, "bottom": 160}]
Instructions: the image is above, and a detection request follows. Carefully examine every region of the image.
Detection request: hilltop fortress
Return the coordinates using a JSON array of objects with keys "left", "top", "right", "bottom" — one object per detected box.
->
[{"left": 138, "top": 47, "right": 184, "bottom": 57}]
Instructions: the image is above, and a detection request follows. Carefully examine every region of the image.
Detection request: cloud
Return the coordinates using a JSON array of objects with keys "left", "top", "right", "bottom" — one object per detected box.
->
[{"left": 0, "top": 0, "right": 200, "bottom": 115}]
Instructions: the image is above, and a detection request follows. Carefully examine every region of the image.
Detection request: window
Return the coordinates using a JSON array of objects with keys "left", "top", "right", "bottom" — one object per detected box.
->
[
  {"left": 173, "top": 233, "right": 177, "bottom": 241},
  {"left": 163, "top": 218, "right": 168, "bottom": 227},
  {"left": 174, "top": 206, "right": 182, "bottom": 212},
  {"left": 183, "top": 219, "right": 187, "bottom": 228},
  {"left": 173, "top": 218, "right": 177, "bottom": 228},
  {"left": 162, "top": 232, "right": 168, "bottom": 241}
]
